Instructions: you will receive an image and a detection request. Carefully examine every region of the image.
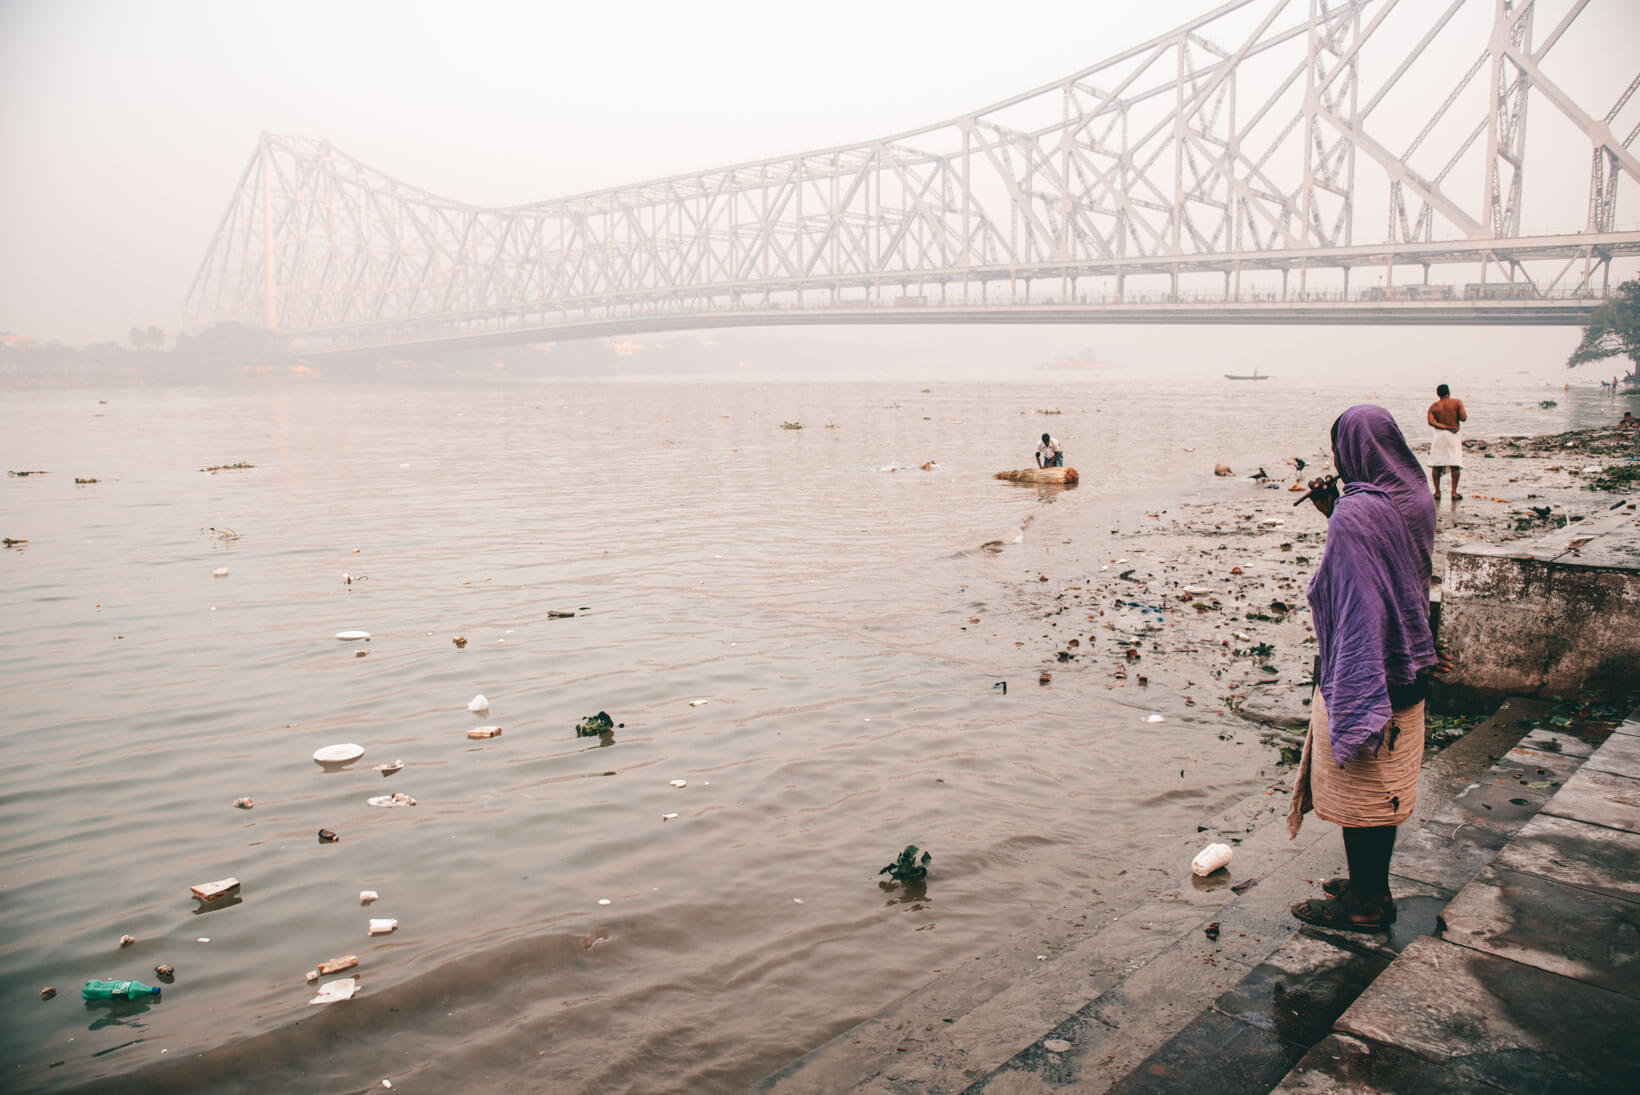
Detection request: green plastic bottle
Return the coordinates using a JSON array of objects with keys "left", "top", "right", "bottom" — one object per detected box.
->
[{"left": 82, "top": 979, "right": 161, "bottom": 1001}]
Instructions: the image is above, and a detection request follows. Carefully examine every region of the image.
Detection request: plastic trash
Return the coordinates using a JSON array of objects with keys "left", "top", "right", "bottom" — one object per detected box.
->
[
  {"left": 467, "top": 694, "right": 489, "bottom": 713},
  {"left": 688, "top": 699, "right": 709, "bottom": 707},
  {"left": 1146, "top": 715, "right": 1165, "bottom": 723},
  {"left": 669, "top": 779, "right": 687, "bottom": 788},
  {"left": 309, "top": 977, "right": 358, "bottom": 1004},
  {"left": 336, "top": 630, "right": 371, "bottom": 641},
  {"left": 374, "top": 759, "right": 403, "bottom": 775},
  {"left": 190, "top": 877, "right": 241, "bottom": 902},
  {"left": 1191, "top": 843, "right": 1234, "bottom": 876},
  {"left": 317, "top": 955, "right": 358, "bottom": 975},
  {"left": 366, "top": 792, "right": 416, "bottom": 808},
  {"left": 40, "top": 986, "right": 56, "bottom": 1000},
  {"left": 359, "top": 890, "right": 379, "bottom": 904},
  {"left": 83, "top": 979, "right": 160, "bottom": 1001},
  {"left": 367, "top": 918, "right": 397, "bottom": 936},
  {"left": 213, "top": 567, "right": 229, "bottom": 577},
  {"left": 233, "top": 797, "right": 254, "bottom": 809},
  {"left": 153, "top": 964, "right": 175, "bottom": 981},
  {"left": 467, "top": 726, "right": 502, "bottom": 739},
  {"left": 119, "top": 935, "right": 135, "bottom": 948},
  {"left": 314, "top": 743, "right": 365, "bottom": 765},
  {"left": 317, "top": 828, "right": 339, "bottom": 843}
]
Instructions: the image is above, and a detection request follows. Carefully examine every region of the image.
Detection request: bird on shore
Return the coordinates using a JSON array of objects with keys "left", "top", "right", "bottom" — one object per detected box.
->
[
  {"left": 1290, "top": 456, "right": 1307, "bottom": 482},
  {"left": 1529, "top": 505, "right": 1553, "bottom": 520},
  {"left": 1250, "top": 467, "right": 1270, "bottom": 481}
]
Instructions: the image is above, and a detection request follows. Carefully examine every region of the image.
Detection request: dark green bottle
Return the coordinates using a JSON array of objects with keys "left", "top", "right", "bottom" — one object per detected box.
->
[{"left": 82, "top": 979, "right": 161, "bottom": 1000}]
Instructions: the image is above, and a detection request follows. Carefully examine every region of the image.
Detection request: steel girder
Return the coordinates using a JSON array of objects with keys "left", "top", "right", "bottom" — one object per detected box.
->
[{"left": 184, "top": 0, "right": 1640, "bottom": 348}]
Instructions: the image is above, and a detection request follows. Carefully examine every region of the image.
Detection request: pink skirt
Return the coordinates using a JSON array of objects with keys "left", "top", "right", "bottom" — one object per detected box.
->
[{"left": 1288, "top": 689, "right": 1424, "bottom": 837}]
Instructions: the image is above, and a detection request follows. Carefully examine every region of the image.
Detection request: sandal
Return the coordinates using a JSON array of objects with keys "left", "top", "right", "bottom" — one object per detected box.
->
[
  {"left": 1319, "top": 878, "right": 1397, "bottom": 920},
  {"left": 1290, "top": 896, "right": 1393, "bottom": 933}
]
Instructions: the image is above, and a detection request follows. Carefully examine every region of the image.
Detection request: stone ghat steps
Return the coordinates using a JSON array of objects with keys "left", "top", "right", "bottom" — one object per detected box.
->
[
  {"left": 1269, "top": 711, "right": 1640, "bottom": 1094},
  {"left": 752, "top": 696, "right": 1592, "bottom": 1095},
  {"left": 1015, "top": 704, "right": 1638, "bottom": 1095}
]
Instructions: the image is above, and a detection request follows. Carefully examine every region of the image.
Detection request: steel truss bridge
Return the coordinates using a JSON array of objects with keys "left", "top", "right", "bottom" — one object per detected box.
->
[{"left": 185, "top": 0, "right": 1640, "bottom": 354}]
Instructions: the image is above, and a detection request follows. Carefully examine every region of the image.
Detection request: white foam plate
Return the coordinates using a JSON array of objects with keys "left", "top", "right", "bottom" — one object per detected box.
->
[
  {"left": 314, "top": 743, "right": 365, "bottom": 765},
  {"left": 335, "top": 630, "right": 371, "bottom": 641}
]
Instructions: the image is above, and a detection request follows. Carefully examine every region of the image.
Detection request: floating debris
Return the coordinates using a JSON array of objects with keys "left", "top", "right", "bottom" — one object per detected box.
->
[
  {"left": 1044, "top": 1039, "right": 1072, "bottom": 1054},
  {"left": 367, "top": 792, "right": 417, "bottom": 808},
  {"left": 309, "top": 977, "right": 358, "bottom": 1004},
  {"left": 317, "top": 828, "right": 339, "bottom": 843},
  {"left": 335, "top": 630, "right": 371, "bottom": 641},
  {"left": 119, "top": 935, "right": 135, "bottom": 948},
  {"left": 191, "top": 877, "right": 241, "bottom": 902},
  {"left": 367, "top": 918, "right": 397, "bottom": 936},
  {"left": 314, "top": 743, "right": 365, "bottom": 765},
  {"left": 153, "top": 964, "right": 175, "bottom": 981},
  {"left": 1190, "top": 843, "right": 1234, "bottom": 877},
  {"left": 467, "top": 726, "right": 502, "bottom": 739},
  {"left": 688, "top": 698, "right": 709, "bottom": 707},
  {"left": 360, "top": 890, "right": 379, "bottom": 904},
  {"left": 467, "top": 694, "right": 489, "bottom": 714},
  {"left": 233, "top": 797, "right": 254, "bottom": 809},
  {"left": 576, "top": 711, "right": 623, "bottom": 736},
  {"left": 40, "top": 986, "right": 56, "bottom": 1000},
  {"left": 452, "top": 635, "right": 467, "bottom": 647},
  {"left": 669, "top": 779, "right": 688, "bottom": 788},
  {"left": 213, "top": 567, "right": 229, "bottom": 577},
  {"left": 200, "top": 462, "right": 255, "bottom": 473},
  {"left": 374, "top": 760, "right": 403, "bottom": 776},
  {"left": 317, "top": 955, "right": 358, "bottom": 975}
]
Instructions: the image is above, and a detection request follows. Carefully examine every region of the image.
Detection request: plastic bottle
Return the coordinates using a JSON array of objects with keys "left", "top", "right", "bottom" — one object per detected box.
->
[
  {"left": 1191, "top": 842, "right": 1234, "bottom": 876},
  {"left": 82, "top": 979, "right": 161, "bottom": 1001}
]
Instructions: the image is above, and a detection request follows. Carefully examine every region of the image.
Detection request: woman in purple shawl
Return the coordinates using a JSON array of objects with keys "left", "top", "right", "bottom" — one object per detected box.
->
[{"left": 1287, "top": 404, "right": 1438, "bottom": 932}]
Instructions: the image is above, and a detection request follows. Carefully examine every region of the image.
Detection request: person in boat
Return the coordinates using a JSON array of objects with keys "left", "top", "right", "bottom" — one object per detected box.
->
[
  {"left": 1425, "top": 383, "right": 1467, "bottom": 501},
  {"left": 1035, "top": 433, "right": 1064, "bottom": 468},
  {"left": 1288, "top": 404, "right": 1440, "bottom": 932}
]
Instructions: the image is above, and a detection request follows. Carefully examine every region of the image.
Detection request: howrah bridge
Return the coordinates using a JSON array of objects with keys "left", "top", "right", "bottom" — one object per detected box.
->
[{"left": 183, "top": 0, "right": 1640, "bottom": 355}]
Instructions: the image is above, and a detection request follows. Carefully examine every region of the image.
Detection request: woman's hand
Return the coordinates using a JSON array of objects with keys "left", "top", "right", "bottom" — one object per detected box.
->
[{"left": 1307, "top": 475, "right": 1340, "bottom": 518}]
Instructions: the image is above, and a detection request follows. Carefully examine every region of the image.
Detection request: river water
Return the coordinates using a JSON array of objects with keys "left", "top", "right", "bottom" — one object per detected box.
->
[{"left": 0, "top": 359, "right": 1625, "bottom": 1093}]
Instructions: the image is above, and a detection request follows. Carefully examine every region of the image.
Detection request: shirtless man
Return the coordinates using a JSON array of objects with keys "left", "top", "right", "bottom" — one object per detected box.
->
[{"left": 1426, "top": 383, "right": 1467, "bottom": 501}]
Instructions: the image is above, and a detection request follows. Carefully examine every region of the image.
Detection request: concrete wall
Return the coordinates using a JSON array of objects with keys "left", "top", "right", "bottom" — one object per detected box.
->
[{"left": 1439, "top": 505, "right": 1640, "bottom": 701}]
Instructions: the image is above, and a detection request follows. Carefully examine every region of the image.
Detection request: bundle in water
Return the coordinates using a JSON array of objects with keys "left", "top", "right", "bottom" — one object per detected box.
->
[{"left": 994, "top": 467, "right": 1079, "bottom": 486}]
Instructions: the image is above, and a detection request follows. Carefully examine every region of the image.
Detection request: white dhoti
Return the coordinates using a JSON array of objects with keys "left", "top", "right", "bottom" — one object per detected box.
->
[{"left": 1430, "top": 429, "right": 1463, "bottom": 467}]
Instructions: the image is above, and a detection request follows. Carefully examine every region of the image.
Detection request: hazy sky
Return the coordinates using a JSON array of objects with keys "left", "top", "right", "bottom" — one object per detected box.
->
[{"left": 1, "top": 0, "right": 1635, "bottom": 346}]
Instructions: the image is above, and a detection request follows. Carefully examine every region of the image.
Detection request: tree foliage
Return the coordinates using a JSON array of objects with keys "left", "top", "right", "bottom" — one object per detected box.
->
[{"left": 1567, "top": 278, "right": 1640, "bottom": 373}]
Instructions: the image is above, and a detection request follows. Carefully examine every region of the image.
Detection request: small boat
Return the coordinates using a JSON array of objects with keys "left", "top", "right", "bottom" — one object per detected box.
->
[{"left": 1225, "top": 368, "right": 1269, "bottom": 380}]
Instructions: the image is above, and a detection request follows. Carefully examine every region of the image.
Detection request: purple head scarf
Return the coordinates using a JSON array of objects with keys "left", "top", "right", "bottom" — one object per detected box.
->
[{"left": 1306, "top": 404, "right": 1438, "bottom": 767}]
